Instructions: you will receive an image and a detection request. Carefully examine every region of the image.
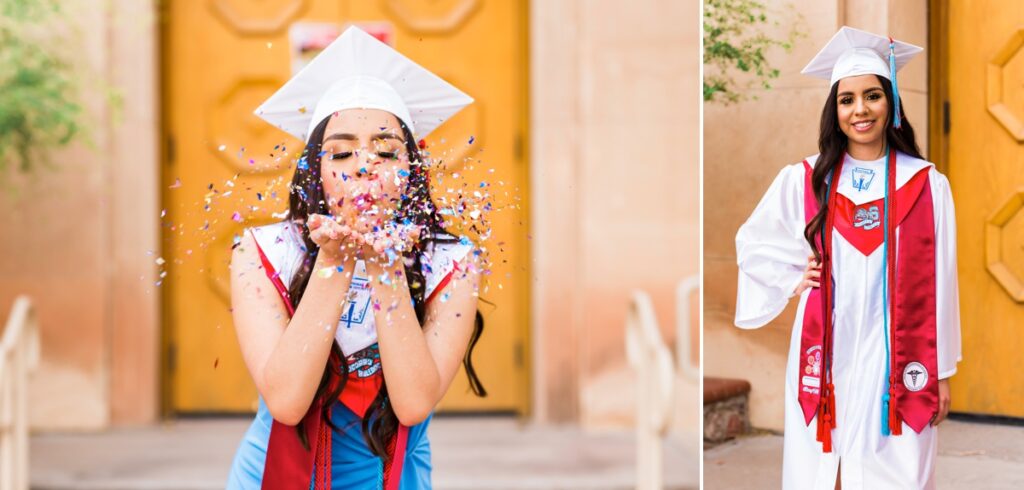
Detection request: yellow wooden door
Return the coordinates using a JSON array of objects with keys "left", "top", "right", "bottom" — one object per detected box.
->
[
  {"left": 162, "top": 0, "right": 529, "bottom": 415},
  {"left": 944, "top": 0, "right": 1024, "bottom": 417}
]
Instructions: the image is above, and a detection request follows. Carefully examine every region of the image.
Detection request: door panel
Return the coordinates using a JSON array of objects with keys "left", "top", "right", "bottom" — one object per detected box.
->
[
  {"left": 162, "top": 0, "right": 529, "bottom": 414},
  {"left": 946, "top": 0, "right": 1024, "bottom": 417}
]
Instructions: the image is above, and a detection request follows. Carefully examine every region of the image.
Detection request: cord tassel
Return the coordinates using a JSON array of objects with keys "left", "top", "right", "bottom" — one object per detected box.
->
[
  {"left": 881, "top": 392, "right": 891, "bottom": 437},
  {"left": 879, "top": 147, "right": 902, "bottom": 438},
  {"left": 825, "top": 385, "right": 834, "bottom": 431},
  {"left": 821, "top": 419, "right": 832, "bottom": 453},
  {"left": 826, "top": 383, "right": 836, "bottom": 428},
  {"left": 816, "top": 395, "right": 826, "bottom": 441},
  {"left": 817, "top": 398, "right": 831, "bottom": 453},
  {"left": 816, "top": 383, "right": 836, "bottom": 453},
  {"left": 823, "top": 387, "right": 834, "bottom": 454},
  {"left": 889, "top": 380, "right": 902, "bottom": 435},
  {"left": 889, "top": 38, "right": 902, "bottom": 128},
  {"left": 815, "top": 167, "right": 841, "bottom": 455}
]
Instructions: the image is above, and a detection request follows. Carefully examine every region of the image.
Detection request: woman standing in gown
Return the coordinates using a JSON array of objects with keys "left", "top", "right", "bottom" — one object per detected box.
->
[
  {"left": 225, "top": 27, "right": 486, "bottom": 489},
  {"left": 734, "top": 27, "right": 962, "bottom": 490}
]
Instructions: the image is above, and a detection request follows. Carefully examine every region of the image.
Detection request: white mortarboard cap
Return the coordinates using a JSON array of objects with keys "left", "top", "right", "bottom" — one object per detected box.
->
[
  {"left": 801, "top": 26, "right": 923, "bottom": 86},
  {"left": 255, "top": 26, "right": 473, "bottom": 142}
]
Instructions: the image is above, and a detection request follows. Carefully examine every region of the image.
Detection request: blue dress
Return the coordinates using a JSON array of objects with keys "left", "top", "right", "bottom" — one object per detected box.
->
[{"left": 226, "top": 395, "right": 433, "bottom": 489}]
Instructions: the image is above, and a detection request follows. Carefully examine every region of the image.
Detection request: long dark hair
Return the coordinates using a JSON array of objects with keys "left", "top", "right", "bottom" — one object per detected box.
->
[
  {"left": 287, "top": 114, "right": 487, "bottom": 459},
  {"left": 803, "top": 76, "right": 924, "bottom": 258}
]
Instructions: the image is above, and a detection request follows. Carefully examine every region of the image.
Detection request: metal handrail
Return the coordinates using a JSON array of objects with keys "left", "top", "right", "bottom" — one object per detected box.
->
[
  {"left": 626, "top": 276, "right": 700, "bottom": 490},
  {"left": 625, "top": 290, "right": 674, "bottom": 490},
  {"left": 0, "top": 296, "right": 40, "bottom": 490},
  {"left": 676, "top": 276, "right": 700, "bottom": 380}
]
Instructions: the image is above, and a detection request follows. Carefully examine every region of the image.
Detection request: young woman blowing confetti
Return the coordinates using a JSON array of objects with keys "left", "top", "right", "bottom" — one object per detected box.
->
[{"left": 226, "top": 27, "right": 486, "bottom": 489}]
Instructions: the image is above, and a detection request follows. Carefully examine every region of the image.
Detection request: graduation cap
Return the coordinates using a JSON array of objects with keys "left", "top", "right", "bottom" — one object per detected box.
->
[
  {"left": 801, "top": 26, "right": 923, "bottom": 127},
  {"left": 255, "top": 26, "right": 473, "bottom": 142}
]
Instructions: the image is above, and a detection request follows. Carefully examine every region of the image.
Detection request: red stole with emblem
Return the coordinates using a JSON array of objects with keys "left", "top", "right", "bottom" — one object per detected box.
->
[
  {"left": 798, "top": 152, "right": 939, "bottom": 453},
  {"left": 248, "top": 230, "right": 413, "bottom": 490}
]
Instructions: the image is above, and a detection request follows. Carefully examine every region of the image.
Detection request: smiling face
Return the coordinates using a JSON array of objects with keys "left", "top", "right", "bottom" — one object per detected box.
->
[
  {"left": 319, "top": 108, "right": 412, "bottom": 233},
  {"left": 835, "top": 74, "right": 890, "bottom": 154}
]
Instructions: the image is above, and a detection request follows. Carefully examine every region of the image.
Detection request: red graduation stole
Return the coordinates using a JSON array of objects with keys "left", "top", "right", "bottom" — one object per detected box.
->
[
  {"left": 249, "top": 231, "right": 411, "bottom": 490},
  {"left": 798, "top": 151, "right": 939, "bottom": 453}
]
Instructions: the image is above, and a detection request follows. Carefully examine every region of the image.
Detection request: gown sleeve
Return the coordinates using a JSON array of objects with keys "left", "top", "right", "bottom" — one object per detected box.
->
[
  {"left": 932, "top": 169, "right": 962, "bottom": 379},
  {"left": 734, "top": 163, "right": 811, "bottom": 329},
  {"left": 423, "top": 237, "right": 475, "bottom": 301}
]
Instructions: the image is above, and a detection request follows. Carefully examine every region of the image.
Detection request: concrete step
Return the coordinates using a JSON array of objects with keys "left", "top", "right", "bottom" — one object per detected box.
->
[
  {"left": 703, "top": 377, "right": 752, "bottom": 446},
  {"left": 29, "top": 416, "right": 699, "bottom": 490},
  {"left": 704, "top": 419, "right": 1024, "bottom": 489}
]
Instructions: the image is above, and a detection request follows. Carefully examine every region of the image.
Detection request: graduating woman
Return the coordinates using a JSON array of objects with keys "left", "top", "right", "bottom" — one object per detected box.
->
[
  {"left": 226, "top": 27, "right": 486, "bottom": 489},
  {"left": 734, "top": 27, "right": 962, "bottom": 490}
]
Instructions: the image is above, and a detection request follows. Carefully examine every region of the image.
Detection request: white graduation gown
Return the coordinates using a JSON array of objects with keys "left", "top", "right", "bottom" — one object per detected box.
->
[{"left": 735, "top": 152, "right": 962, "bottom": 490}]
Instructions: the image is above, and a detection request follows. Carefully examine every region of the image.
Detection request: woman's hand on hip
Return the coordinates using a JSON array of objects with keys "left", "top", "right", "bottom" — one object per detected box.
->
[{"left": 794, "top": 254, "right": 822, "bottom": 296}]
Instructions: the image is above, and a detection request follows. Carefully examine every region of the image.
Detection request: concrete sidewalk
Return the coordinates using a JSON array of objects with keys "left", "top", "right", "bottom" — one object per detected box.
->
[
  {"left": 30, "top": 416, "right": 698, "bottom": 490},
  {"left": 704, "top": 419, "right": 1024, "bottom": 489}
]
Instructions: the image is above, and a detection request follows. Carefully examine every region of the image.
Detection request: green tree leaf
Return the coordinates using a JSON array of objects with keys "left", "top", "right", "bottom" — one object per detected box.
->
[{"left": 703, "top": 0, "right": 804, "bottom": 103}]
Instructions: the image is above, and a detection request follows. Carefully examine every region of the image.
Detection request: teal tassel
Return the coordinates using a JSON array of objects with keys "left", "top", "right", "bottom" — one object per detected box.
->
[
  {"left": 889, "top": 39, "right": 902, "bottom": 129},
  {"left": 881, "top": 392, "right": 892, "bottom": 436},
  {"left": 880, "top": 147, "right": 893, "bottom": 436}
]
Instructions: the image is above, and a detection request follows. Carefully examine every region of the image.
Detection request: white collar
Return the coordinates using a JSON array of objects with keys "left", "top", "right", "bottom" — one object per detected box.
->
[{"left": 805, "top": 152, "right": 933, "bottom": 206}]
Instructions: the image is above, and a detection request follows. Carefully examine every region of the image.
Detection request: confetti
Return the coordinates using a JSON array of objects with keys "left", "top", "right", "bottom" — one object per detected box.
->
[{"left": 152, "top": 123, "right": 511, "bottom": 328}]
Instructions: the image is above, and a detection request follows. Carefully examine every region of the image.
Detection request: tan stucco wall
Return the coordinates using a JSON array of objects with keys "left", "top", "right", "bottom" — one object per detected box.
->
[
  {"left": 0, "top": 0, "right": 160, "bottom": 430},
  {"left": 530, "top": 0, "right": 701, "bottom": 431},
  {"left": 703, "top": 0, "right": 929, "bottom": 431}
]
